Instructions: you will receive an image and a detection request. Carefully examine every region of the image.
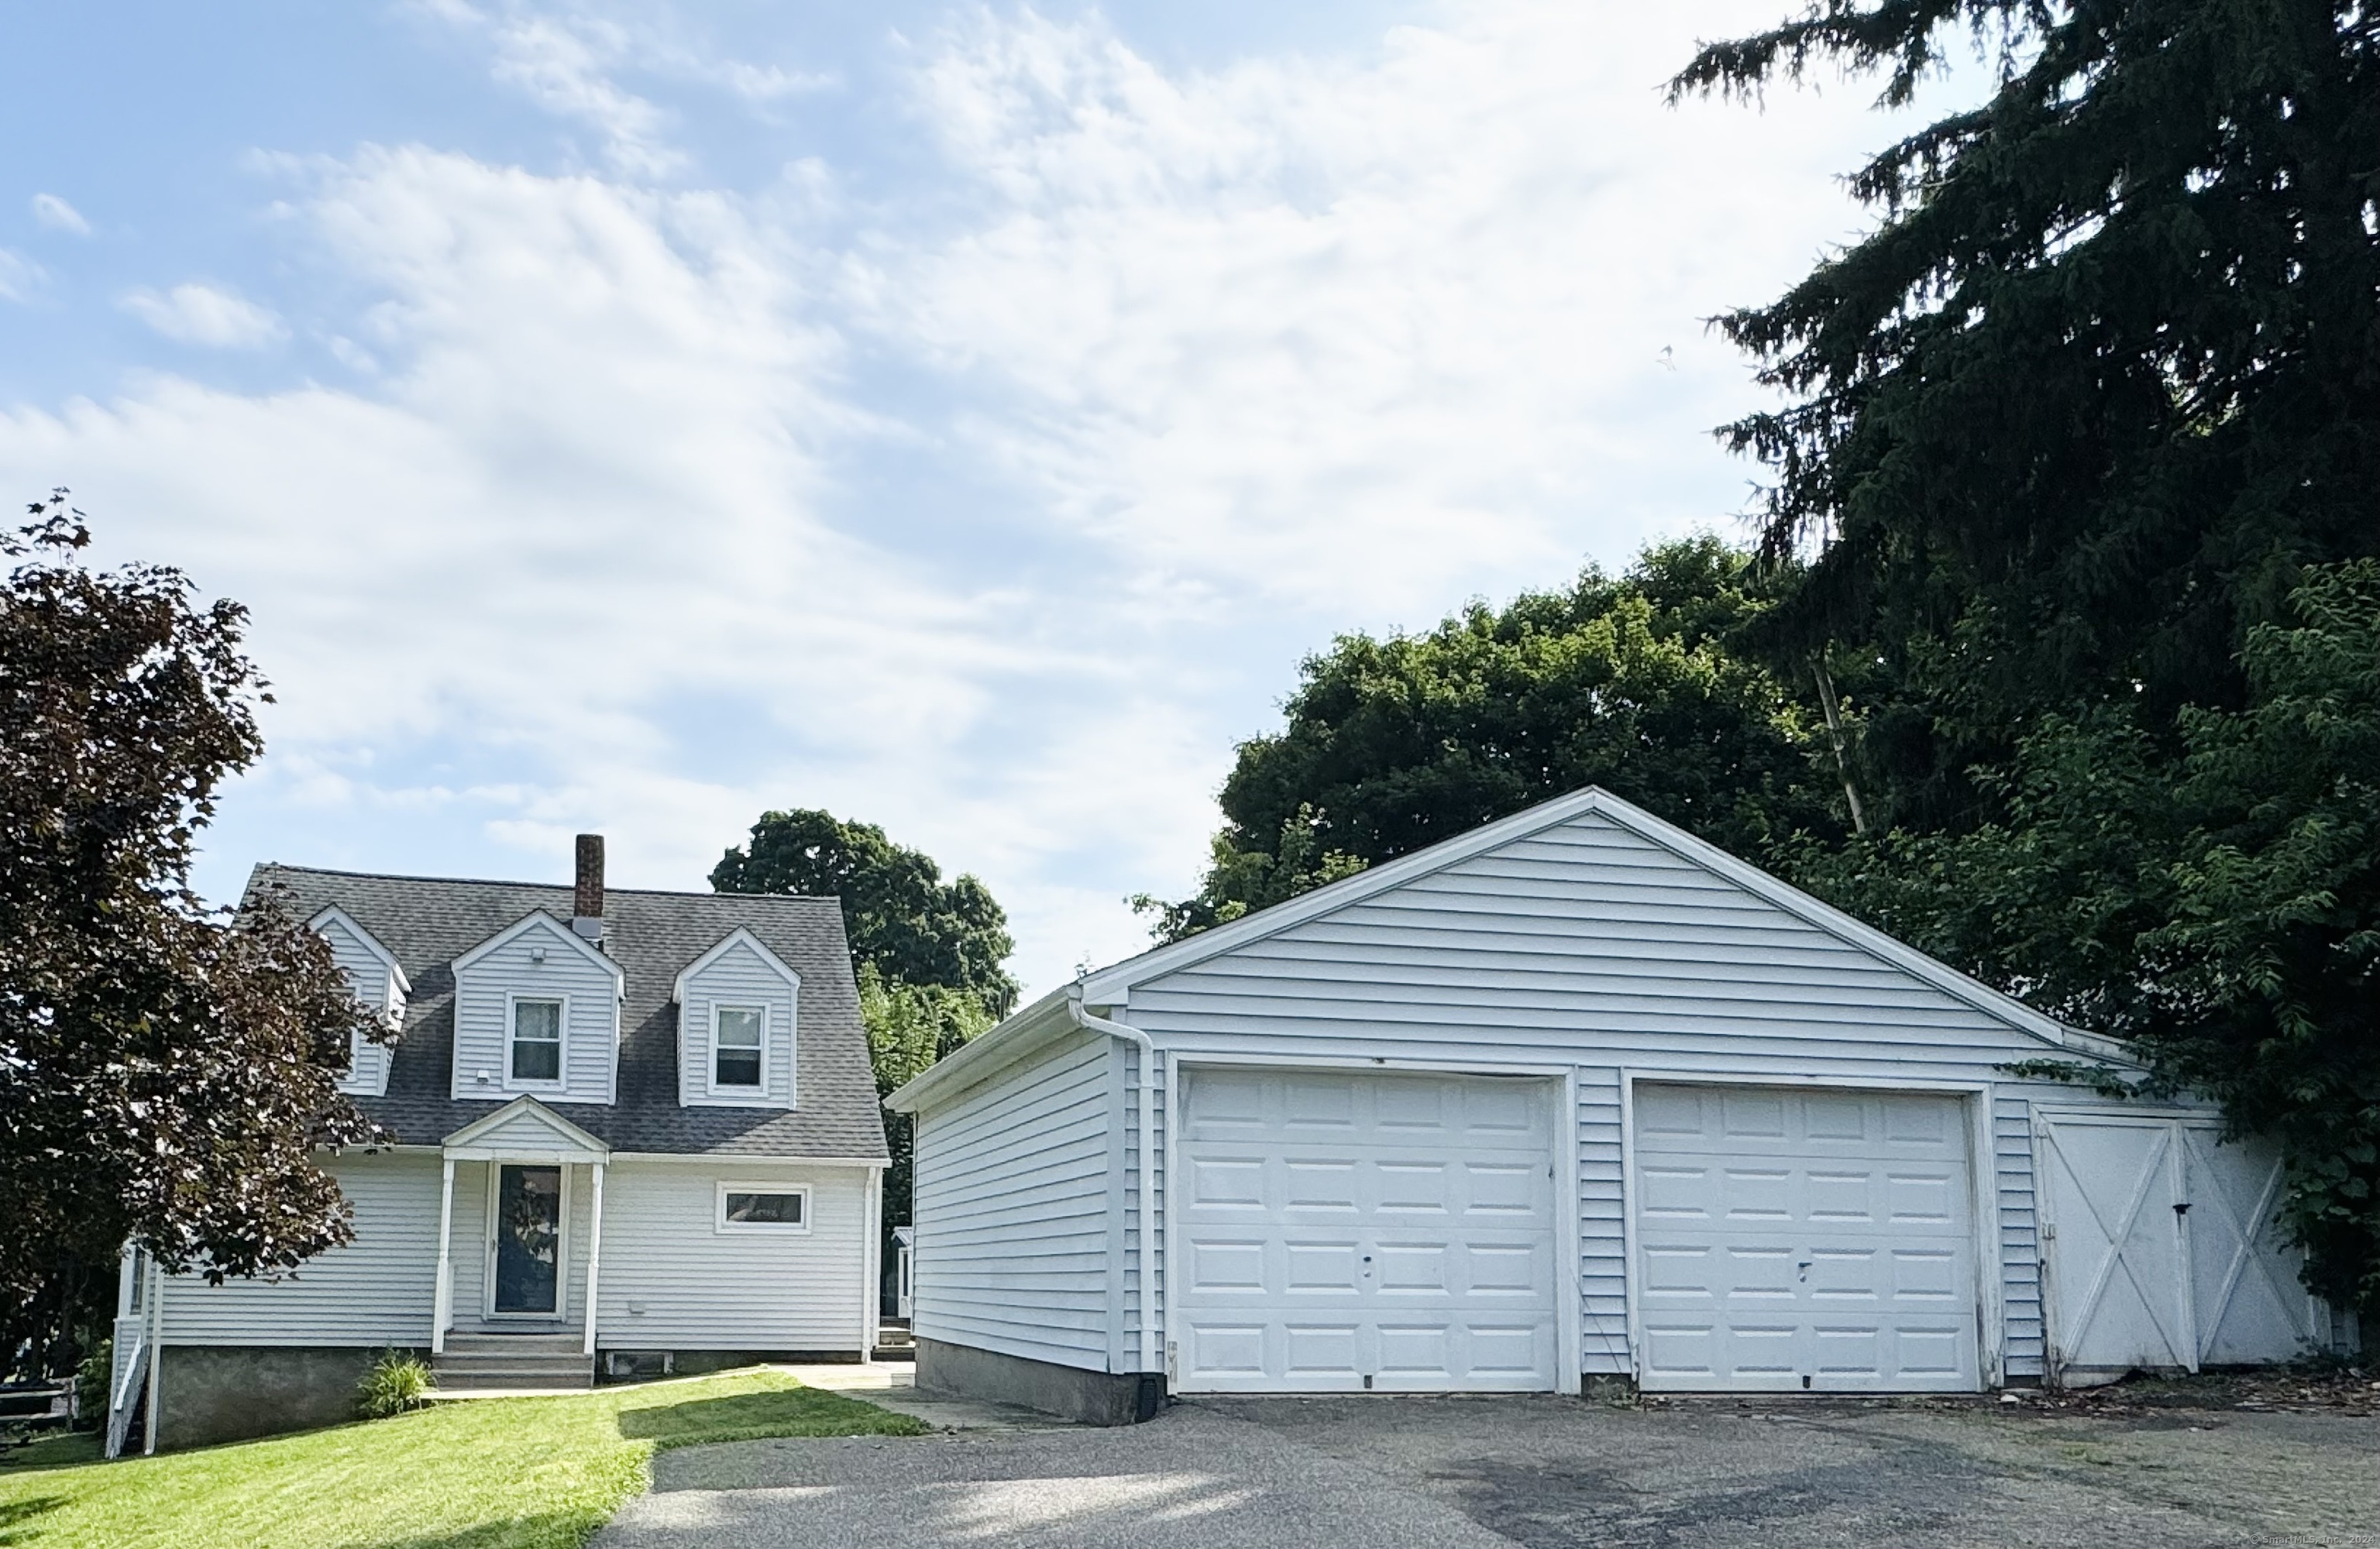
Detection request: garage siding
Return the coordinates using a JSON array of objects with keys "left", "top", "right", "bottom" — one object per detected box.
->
[
  {"left": 912, "top": 1025, "right": 1115, "bottom": 1372},
  {"left": 1995, "top": 1095, "right": 2045, "bottom": 1377},
  {"left": 160, "top": 1151, "right": 439, "bottom": 1345},
  {"left": 1125, "top": 810, "right": 2075, "bottom": 1379},
  {"left": 1122, "top": 1063, "right": 1161, "bottom": 1366},
  {"left": 1578, "top": 1066, "right": 1629, "bottom": 1375}
]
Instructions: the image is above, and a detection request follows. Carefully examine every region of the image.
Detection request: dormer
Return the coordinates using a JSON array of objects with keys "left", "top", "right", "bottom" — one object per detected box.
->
[
  {"left": 307, "top": 905, "right": 408, "bottom": 1098},
  {"left": 674, "top": 928, "right": 800, "bottom": 1110},
  {"left": 449, "top": 911, "right": 624, "bottom": 1105}
]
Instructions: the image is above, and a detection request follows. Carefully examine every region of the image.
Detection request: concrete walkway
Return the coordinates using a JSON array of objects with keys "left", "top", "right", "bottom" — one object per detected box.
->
[{"left": 779, "top": 1362, "right": 1070, "bottom": 1433}]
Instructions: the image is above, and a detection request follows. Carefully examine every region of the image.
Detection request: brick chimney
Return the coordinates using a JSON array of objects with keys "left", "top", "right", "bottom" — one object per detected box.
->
[{"left": 573, "top": 834, "right": 605, "bottom": 940}]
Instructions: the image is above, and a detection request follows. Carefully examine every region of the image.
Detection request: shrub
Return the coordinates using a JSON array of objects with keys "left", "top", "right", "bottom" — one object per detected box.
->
[
  {"left": 73, "top": 1339, "right": 112, "bottom": 1431},
  {"left": 356, "top": 1351, "right": 434, "bottom": 1420}
]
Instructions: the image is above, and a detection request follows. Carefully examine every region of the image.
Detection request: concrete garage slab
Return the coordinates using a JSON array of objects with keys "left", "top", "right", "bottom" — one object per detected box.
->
[{"left": 596, "top": 1393, "right": 2380, "bottom": 1549}]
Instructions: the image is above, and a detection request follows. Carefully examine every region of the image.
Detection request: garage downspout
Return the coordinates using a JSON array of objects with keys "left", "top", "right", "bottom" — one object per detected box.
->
[{"left": 1066, "top": 991, "right": 1158, "bottom": 1379}]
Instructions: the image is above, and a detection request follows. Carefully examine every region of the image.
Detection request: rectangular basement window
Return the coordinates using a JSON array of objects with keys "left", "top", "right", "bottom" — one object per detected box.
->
[
  {"left": 717, "top": 1183, "right": 809, "bottom": 1234},
  {"left": 511, "top": 996, "right": 564, "bottom": 1084},
  {"left": 713, "top": 1005, "right": 765, "bottom": 1092}
]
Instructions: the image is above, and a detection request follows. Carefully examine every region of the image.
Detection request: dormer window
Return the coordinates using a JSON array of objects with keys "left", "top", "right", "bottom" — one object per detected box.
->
[
  {"left": 674, "top": 928, "right": 800, "bottom": 1111},
  {"left": 511, "top": 997, "right": 564, "bottom": 1084},
  {"left": 713, "top": 1006, "right": 765, "bottom": 1091}
]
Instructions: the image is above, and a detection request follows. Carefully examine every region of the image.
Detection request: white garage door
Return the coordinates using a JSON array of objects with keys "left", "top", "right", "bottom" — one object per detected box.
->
[
  {"left": 1175, "top": 1067, "right": 1561, "bottom": 1393},
  {"left": 1633, "top": 1084, "right": 1980, "bottom": 1392}
]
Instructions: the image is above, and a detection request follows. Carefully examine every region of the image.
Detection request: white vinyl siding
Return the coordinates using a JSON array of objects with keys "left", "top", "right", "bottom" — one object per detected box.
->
[
  {"left": 160, "top": 1152, "right": 440, "bottom": 1345},
  {"left": 314, "top": 912, "right": 401, "bottom": 1098},
  {"left": 912, "top": 1025, "right": 1114, "bottom": 1372},
  {"left": 1122, "top": 811, "right": 2084, "bottom": 1380},
  {"left": 1577, "top": 1066, "right": 1629, "bottom": 1375},
  {"left": 596, "top": 1162, "right": 865, "bottom": 1351},
  {"left": 450, "top": 917, "right": 619, "bottom": 1104},
  {"left": 677, "top": 936, "right": 797, "bottom": 1110}
]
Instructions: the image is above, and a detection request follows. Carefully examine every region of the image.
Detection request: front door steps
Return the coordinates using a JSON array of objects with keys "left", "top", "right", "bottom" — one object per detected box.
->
[{"left": 432, "top": 1332, "right": 594, "bottom": 1395}]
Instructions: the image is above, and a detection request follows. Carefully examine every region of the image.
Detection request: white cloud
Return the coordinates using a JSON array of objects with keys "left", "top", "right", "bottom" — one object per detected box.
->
[
  {"left": 2, "top": 2, "right": 1928, "bottom": 994},
  {"left": 0, "top": 249, "right": 40, "bottom": 303},
  {"left": 120, "top": 283, "right": 287, "bottom": 347},
  {"left": 414, "top": 1, "right": 833, "bottom": 177},
  {"left": 865, "top": 2, "right": 1917, "bottom": 624},
  {"left": 31, "top": 193, "right": 91, "bottom": 235}
]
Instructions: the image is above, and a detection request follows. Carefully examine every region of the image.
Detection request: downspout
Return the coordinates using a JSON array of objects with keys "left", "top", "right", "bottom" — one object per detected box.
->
[{"left": 1066, "top": 991, "right": 1158, "bottom": 1379}]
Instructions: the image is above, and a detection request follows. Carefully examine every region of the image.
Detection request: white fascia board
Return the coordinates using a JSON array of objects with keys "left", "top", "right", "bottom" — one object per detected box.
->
[
  {"left": 672, "top": 926, "right": 801, "bottom": 1001},
  {"left": 1075, "top": 784, "right": 2130, "bottom": 1065},
  {"left": 607, "top": 1152, "right": 888, "bottom": 1166},
  {"left": 305, "top": 905, "right": 413, "bottom": 995},
  {"left": 451, "top": 909, "right": 624, "bottom": 987},
  {"left": 439, "top": 1094, "right": 611, "bottom": 1157},
  {"left": 884, "top": 986, "right": 1080, "bottom": 1115}
]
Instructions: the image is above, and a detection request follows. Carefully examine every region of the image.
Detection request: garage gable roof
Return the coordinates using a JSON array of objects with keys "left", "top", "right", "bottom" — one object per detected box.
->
[
  {"left": 1085, "top": 787, "right": 2117, "bottom": 1055},
  {"left": 892, "top": 786, "right": 2129, "bottom": 1115},
  {"left": 1102, "top": 787, "right": 2127, "bottom": 1054}
]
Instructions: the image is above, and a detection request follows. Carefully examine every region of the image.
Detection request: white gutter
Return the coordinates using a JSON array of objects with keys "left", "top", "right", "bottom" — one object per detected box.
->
[{"left": 1066, "top": 990, "right": 1158, "bottom": 1379}]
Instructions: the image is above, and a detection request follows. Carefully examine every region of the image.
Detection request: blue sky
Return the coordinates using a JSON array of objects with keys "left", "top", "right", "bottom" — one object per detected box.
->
[{"left": 1, "top": 2, "right": 1929, "bottom": 994}]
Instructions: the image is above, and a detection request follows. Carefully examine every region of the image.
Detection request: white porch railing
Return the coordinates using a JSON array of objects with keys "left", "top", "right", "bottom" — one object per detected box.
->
[{"left": 103, "top": 1314, "right": 148, "bottom": 1460}]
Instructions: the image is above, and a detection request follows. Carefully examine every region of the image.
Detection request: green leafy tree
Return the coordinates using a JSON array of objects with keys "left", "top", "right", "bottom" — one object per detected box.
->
[
  {"left": 0, "top": 495, "right": 387, "bottom": 1381},
  {"left": 1143, "top": 538, "right": 1845, "bottom": 942},
  {"left": 1673, "top": 0, "right": 2380, "bottom": 830},
  {"left": 714, "top": 810, "right": 1014, "bottom": 1262},
  {"left": 858, "top": 965, "right": 997, "bottom": 1249},
  {"left": 1677, "top": 0, "right": 2380, "bottom": 1314},
  {"left": 1782, "top": 565, "right": 2380, "bottom": 1311},
  {"left": 712, "top": 809, "right": 1018, "bottom": 1017}
]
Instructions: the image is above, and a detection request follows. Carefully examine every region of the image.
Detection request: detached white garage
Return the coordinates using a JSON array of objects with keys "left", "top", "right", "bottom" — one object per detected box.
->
[{"left": 889, "top": 788, "right": 2352, "bottom": 1423}]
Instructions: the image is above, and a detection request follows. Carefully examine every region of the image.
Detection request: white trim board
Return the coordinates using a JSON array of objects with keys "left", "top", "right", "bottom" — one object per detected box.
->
[
  {"left": 452, "top": 909, "right": 624, "bottom": 984},
  {"left": 305, "top": 905, "right": 411, "bottom": 995},
  {"left": 672, "top": 926, "right": 802, "bottom": 1001}
]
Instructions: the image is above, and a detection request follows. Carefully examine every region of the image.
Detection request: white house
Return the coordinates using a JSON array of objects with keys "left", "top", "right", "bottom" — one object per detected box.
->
[
  {"left": 108, "top": 836, "right": 889, "bottom": 1453},
  {"left": 889, "top": 788, "right": 2351, "bottom": 1424}
]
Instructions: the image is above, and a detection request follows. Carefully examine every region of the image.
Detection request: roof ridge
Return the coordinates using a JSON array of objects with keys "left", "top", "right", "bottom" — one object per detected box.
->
[{"left": 253, "top": 862, "right": 841, "bottom": 904}]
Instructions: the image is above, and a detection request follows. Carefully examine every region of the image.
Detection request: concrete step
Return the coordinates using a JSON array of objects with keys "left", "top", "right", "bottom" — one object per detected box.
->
[
  {"left": 434, "top": 1335, "right": 593, "bottom": 1392},
  {"left": 434, "top": 1363, "right": 593, "bottom": 1392},
  {"left": 441, "top": 1332, "right": 583, "bottom": 1355}
]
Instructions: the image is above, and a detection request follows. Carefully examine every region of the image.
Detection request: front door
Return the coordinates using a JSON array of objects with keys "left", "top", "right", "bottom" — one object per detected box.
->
[{"left": 491, "top": 1164, "right": 563, "bottom": 1315}]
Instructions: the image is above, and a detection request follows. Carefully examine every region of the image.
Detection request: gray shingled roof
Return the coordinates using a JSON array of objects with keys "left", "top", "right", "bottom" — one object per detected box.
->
[{"left": 244, "top": 864, "right": 888, "bottom": 1161}]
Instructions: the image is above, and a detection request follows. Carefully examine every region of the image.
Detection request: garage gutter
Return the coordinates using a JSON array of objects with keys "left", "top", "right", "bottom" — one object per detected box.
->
[{"left": 1066, "top": 990, "right": 1160, "bottom": 1381}]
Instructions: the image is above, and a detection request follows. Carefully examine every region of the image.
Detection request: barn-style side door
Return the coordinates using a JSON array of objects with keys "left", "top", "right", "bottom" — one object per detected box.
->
[
  {"left": 2036, "top": 1115, "right": 2193, "bottom": 1383},
  {"left": 2036, "top": 1112, "right": 2322, "bottom": 1386}
]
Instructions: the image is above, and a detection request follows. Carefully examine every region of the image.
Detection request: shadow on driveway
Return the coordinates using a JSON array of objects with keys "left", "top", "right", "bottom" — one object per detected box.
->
[{"left": 596, "top": 1391, "right": 2380, "bottom": 1549}]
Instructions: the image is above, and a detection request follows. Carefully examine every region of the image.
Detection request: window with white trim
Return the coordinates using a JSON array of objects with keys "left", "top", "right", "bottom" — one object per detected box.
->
[
  {"left": 716, "top": 1183, "right": 809, "bottom": 1233},
  {"left": 712, "top": 1005, "right": 764, "bottom": 1091},
  {"left": 511, "top": 997, "right": 563, "bottom": 1083}
]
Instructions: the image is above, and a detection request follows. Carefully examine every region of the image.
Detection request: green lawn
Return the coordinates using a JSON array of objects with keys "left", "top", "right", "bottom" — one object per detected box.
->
[{"left": 0, "top": 1367, "right": 924, "bottom": 1549}]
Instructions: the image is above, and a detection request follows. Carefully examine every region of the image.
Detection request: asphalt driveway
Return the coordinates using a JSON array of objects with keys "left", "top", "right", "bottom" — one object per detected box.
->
[{"left": 597, "top": 1389, "right": 2380, "bottom": 1549}]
